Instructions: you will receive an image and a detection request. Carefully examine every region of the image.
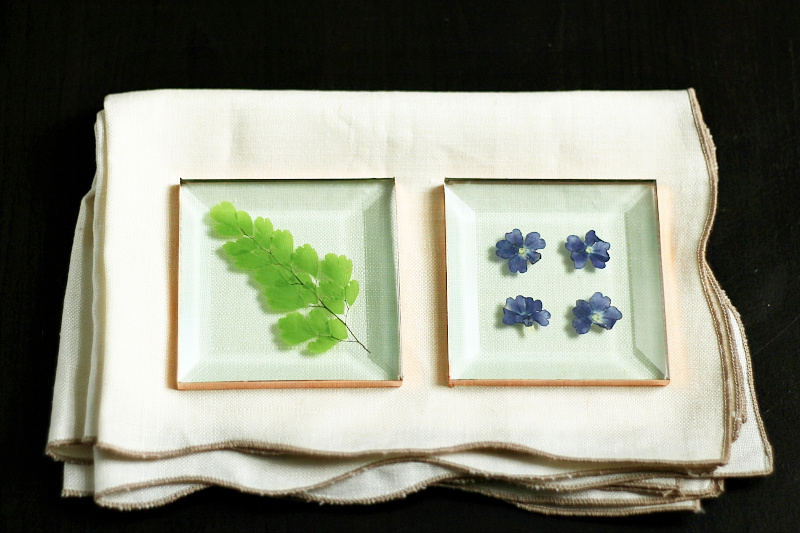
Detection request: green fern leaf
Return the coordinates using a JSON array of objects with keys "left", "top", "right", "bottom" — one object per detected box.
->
[
  {"left": 264, "top": 285, "right": 307, "bottom": 311},
  {"left": 318, "top": 280, "right": 345, "bottom": 314},
  {"left": 222, "top": 238, "right": 256, "bottom": 256},
  {"left": 277, "top": 312, "right": 316, "bottom": 345},
  {"left": 307, "top": 336, "right": 339, "bottom": 354},
  {"left": 232, "top": 249, "right": 271, "bottom": 270},
  {"left": 292, "top": 244, "right": 319, "bottom": 276},
  {"left": 253, "top": 217, "right": 273, "bottom": 248},
  {"left": 237, "top": 211, "right": 253, "bottom": 236},
  {"left": 329, "top": 320, "right": 348, "bottom": 341},
  {"left": 270, "top": 230, "right": 293, "bottom": 263},
  {"left": 345, "top": 280, "right": 359, "bottom": 307},
  {"left": 210, "top": 201, "right": 368, "bottom": 355},
  {"left": 308, "top": 309, "right": 331, "bottom": 336},
  {"left": 210, "top": 201, "right": 238, "bottom": 226},
  {"left": 320, "top": 253, "right": 353, "bottom": 287}
]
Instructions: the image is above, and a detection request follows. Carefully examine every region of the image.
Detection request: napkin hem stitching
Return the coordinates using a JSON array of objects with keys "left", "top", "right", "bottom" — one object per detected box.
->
[{"left": 687, "top": 88, "right": 736, "bottom": 465}]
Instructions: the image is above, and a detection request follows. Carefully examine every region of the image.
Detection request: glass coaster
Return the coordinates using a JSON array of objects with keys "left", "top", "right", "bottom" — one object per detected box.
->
[
  {"left": 444, "top": 179, "right": 669, "bottom": 386},
  {"left": 178, "top": 178, "right": 401, "bottom": 389}
]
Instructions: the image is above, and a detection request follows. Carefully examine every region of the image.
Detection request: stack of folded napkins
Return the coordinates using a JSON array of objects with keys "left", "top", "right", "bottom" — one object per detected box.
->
[{"left": 47, "top": 89, "right": 772, "bottom": 515}]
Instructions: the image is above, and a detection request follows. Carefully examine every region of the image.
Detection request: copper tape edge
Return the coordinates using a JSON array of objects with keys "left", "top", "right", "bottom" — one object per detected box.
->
[
  {"left": 176, "top": 380, "right": 402, "bottom": 390},
  {"left": 449, "top": 379, "right": 669, "bottom": 387}
]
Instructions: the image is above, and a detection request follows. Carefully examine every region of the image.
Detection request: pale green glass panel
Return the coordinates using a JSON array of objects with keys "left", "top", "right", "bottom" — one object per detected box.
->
[
  {"left": 444, "top": 179, "right": 668, "bottom": 384},
  {"left": 178, "top": 179, "right": 400, "bottom": 385}
]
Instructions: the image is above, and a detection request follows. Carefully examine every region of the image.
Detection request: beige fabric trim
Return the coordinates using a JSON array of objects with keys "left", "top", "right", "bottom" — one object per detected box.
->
[
  {"left": 612, "top": 479, "right": 686, "bottom": 496},
  {"left": 513, "top": 499, "right": 702, "bottom": 517},
  {"left": 519, "top": 474, "right": 677, "bottom": 494},
  {"left": 294, "top": 474, "right": 460, "bottom": 506},
  {"left": 687, "top": 88, "right": 736, "bottom": 463},
  {"left": 66, "top": 439, "right": 724, "bottom": 470},
  {"left": 689, "top": 87, "right": 772, "bottom": 474},
  {"left": 93, "top": 455, "right": 433, "bottom": 500},
  {"left": 446, "top": 485, "right": 720, "bottom": 507},
  {"left": 711, "top": 288, "right": 774, "bottom": 476},
  {"left": 97, "top": 485, "right": 208, "bottom": 511},
  {"left": 95, "top": 471, "right": 459, "bottom": 509},
  {"left": 724, "top": 305, "right": 774, "bottom": 475},
  {"left": 438, "top": 477, "right": 722, "bottom": 504},
  {"left": 62, "top": 489, "right": 94, "bottom": 498},
  {"left": 709, "top": 270, "right": 748, "bottom": 438},
  {"left": 86, "top": 455, "right": 688, "bottom": 502},
  {"left": 605, "top": 482, "right": 718, "bottom": 499}
]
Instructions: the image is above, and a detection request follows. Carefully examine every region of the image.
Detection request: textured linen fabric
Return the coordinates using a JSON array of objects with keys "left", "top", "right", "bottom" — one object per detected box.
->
[
  {"left": 55, "top": 289, "right": 770, "bottom": 510},
  {"left": 47, "top": 90, "right": 772, "bottom": 513}
]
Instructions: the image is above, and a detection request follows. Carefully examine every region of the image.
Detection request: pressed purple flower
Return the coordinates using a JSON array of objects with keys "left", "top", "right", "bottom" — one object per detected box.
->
[
  {"left": 565, "top": 230, "right": 610, "bottom": 269},
  {"left": 571, "top": 292, "right": 623, "bottom": 334},
  {"left": 496, "top": 229, "right": 546, "bottom": 273},
  {"left": 502, "top": 296, "right": 551, "bottom": 327}
]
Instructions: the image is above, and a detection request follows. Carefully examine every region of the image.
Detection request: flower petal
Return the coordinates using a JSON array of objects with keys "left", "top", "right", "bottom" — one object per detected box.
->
[
  {"left": 505, "top": 229, "right": 523, "bottom": 246},
  {"left": 584, "top": 230, "right": 599, "bottom": 246},
  {"left": 604, "top": 305, "right": 623, "bottom": 321},
  {"left": 524, "top": 232, "right": 546, "bottom": 250},
  {"left": 571, "top": 250, "right": 588, "bottom": 269},
  {"left": 565, "top": 235, "right": 585, "bottom": 253},
  {"left": 525, "top": 298, "right": 542, "bottom": 314},
  {"left": 513, "top": 295, "right": 528, "bottom": 312},
  {"left": 525, "top": 250, "right": 542, "bottom": 265},
  {"left": 533, "top": 309, "right": 551, "bottom": 326},
  {"left": 603, "top": 316, "right": 620, "bottom": 329},
  {"left": 589, "top": 292, "right": 611, "bottom": 312},
  {"left": 572, "top": 316, "right": 592, "bottom": 334},
  {"left": 521, "top": 315, "right": 534, "bottom": 327},
  {"left": 573, "top": 299, "right": 592, "bottom": 317},
  {"left": 495, "top": 239, "right": 517, "bottom": 259},
  {"left": 592, "top": 239, "right": 610, "bottom": 253},
  {"left": 502, "top": 308, "right": 518, "bottom": 325},
  {"left": 589, "top": 254, "right": 608, "bottom": 268},
  {"left": 508, "top": 254, "right": 528, "bottom": 273}
]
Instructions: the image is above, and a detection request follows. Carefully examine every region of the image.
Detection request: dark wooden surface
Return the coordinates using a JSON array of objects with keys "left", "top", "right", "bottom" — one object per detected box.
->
[{"left": 2, "top": 1, "right": 798, "bottom": 531}]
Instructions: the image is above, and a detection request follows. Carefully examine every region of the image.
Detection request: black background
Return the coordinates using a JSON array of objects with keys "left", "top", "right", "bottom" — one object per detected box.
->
[{"left": 2, "top": 1, "right": 798, "bottom": 531}]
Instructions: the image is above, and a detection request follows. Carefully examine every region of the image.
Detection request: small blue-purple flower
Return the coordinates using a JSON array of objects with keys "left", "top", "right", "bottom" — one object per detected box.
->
[
  {"left": 496, "top": 229, "right": 546, "bottom": 273},
  {"left": 502, "top": 296, "right": 551, "bottom": 327},
  {"left": 571, "top": 292, "right": 623, "bottom": 334},
  {"left": 565, "top": 230, "right": 610, "bottom": 269}
]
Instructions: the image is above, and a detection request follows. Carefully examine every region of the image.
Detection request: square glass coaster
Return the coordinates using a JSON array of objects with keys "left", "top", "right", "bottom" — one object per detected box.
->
[
  {"left": 444, "top": 179, "right": 669, "bottom": 386},
  {"left": 178, "top": 179, "right": 401, "bottom": 389}
]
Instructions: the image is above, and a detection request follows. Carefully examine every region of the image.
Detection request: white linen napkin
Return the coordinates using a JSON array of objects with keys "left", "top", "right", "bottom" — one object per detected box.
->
[{"left": 47, "top": 89, "right": 772, "bottom": 514}]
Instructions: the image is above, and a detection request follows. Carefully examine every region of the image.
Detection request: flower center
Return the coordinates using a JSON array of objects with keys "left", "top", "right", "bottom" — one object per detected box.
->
[
  {"left": 518, "top": 247, "right": 527, "bottom": 255},
  {"left": 585, "top": 245, "right": 594, "bottom": 254},
  {"left": 591, "top": 312, "right": 602, "bottom": 323}
]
